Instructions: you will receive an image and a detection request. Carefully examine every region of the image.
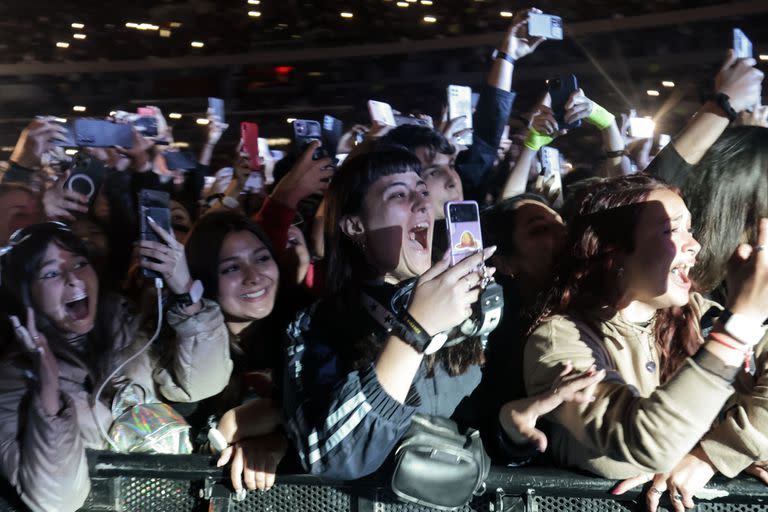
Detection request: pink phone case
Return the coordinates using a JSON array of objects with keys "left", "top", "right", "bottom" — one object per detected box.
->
[{"left": 444, "top": 201, "right": 483, "bottom": 266}]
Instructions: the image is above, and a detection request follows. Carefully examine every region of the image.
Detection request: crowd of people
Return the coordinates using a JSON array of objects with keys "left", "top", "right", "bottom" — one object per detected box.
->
[{"left": 0, "top": 8, "right": 767, "bottom": 512}]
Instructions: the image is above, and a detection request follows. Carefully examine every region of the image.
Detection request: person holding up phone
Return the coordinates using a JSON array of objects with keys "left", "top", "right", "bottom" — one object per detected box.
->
[{"left": 0, "top": 221, "right": 233, "bottom": 512}]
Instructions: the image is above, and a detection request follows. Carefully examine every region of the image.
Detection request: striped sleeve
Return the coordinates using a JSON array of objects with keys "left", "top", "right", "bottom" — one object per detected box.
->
[{"left": 282, "top": 314, "right": 418, "bottom": 480}]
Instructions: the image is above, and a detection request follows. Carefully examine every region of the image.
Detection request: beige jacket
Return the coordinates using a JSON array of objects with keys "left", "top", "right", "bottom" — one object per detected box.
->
[
  {"left": 699, "top": 334, "right": 768, "bottom": 477},
  {"left": 0, "top": 298, "right": 233, "bottom": 512},
  {"left": 523, "top": 293, "right": 735, "bottom": 479}
]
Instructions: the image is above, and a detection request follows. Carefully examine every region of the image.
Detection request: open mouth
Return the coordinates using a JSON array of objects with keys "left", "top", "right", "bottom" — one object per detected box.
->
[
  {"left": 240, "top": 288, "right": 267, "bottom": 302},
  {"left": 408, "top": 223, "right": 430, "bottom": 251},
  {"left": 670, "top": 262, "right": 693, "bottom": 289},
  {"left": 64, "top": 293, "right": 90, "bottom": 321}
]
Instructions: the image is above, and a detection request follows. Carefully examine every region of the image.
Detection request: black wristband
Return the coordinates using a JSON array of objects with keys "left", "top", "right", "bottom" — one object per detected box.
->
[
  {"left": 705, "top": 93, "right": 738, "bottom": 122},
  {"left": 491, "top": 49, "right": 516, "bottom": 65},
  {"left": 393, "top": 312, "right": 434, "bottom": 354}
]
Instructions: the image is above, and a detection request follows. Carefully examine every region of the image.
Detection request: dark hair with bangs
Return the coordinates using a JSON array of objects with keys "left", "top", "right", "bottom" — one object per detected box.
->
[
  {"left": 323, "top": 145, "right": 422, "bottom": 299},
  {"left": 0, "top": 222, "right": 132, "bottom": 383},
  {"left": 379, "top": 125, "right": 455, "bottom": 166},
  {"left": 185, "top": 210, "right": 278, "bottom": 304}
]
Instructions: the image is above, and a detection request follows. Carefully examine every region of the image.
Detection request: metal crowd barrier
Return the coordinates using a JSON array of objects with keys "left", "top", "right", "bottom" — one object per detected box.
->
[{"left": 0, "top": 451, "right": 767, "bottom": 511}]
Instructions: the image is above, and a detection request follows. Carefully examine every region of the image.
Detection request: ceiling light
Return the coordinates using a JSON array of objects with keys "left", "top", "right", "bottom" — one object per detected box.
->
[
  {"left": 396, "top": 1, "right": 409, "bottom": 6},
  {"left": 646, "top": 90, "right": 660, "bottom": 96},
  {"left": 420, "top": 0, "right": 433, "bottom": 4},
  {"left": 170, "top": 22, "right": 182, "bottom": 28},
  {"left": 71, "top": 23, "right": 85, "bottom": 29},
  {"left": 196, "top": 118, "right": 209, "bottom": 125},
  {"left": 172, "top": 142, "right": 190, "bottom": 148},
  {"left": 0, "top": 146, "right": 15, "bottom": 152},
  {"left": 307, "top": 71, "right": 325, "bottom": 77},
  {"left": 248, "top": 11, "right": 261, "bottom": 17},
  {"left": 661, "top": 81, "right": 675, "bottom": 88},
  {"left": 126, "top": 22, "right": 159, "bottom": 31},
  {"left": 65, "top": 149, "right": 78, "bottom": 156},
  {"left": 286, "top": 118, "right": 297, "bottom": 123},
  {"left": 73, "top": 33, "right": 86, "bottom": 40},
  {"left": 500, "top": 11, "right": 513, "bottom": 17},
  {"left": 73, "top": 105, "right": 86, "bottom": 112},
  {"left": 760, "top": 54, "right": 768, "bottom": 61},
  {"left": 265, "top": 137, "right": 291, "bottom": 145},
  {"left": 169, "top": 113, "right": 182, "bottom": 119},
  {"left": 53, "top": 117, "right": 67, "bottom": 123},
  {"left": 191, "top": 41, "right": 205, "bottom": 48},
  {"left": 56, "top": 41, "right": 70, "bottom": 48},
  {"left": 340, "top": 12, "right": 354, "bottom": 18},
  {"left": 159, "top": 29, "right": 171, "bottom": 37},
  {"left": 423, "top": 15, "right": 437, "bottom": 23},
  {"left": 248, "top": 0, "right": 260, "bottom": 3}
]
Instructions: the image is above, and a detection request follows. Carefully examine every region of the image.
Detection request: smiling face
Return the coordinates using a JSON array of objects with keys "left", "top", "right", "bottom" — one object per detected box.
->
[
  {"left": 620, "top": 188, "right": 701, "bottom": 311},
  {"left": 414, "top": 148, "right": 462, "bottom": 220},
  {"left": 349, "top": 171, "right": 434, "bottom": 281},
  {"left": 216, "top": 230, "right": 280, "bottom": 323},
  {"left": 29, "top": 242, "right": 99, "bottom": 336}
]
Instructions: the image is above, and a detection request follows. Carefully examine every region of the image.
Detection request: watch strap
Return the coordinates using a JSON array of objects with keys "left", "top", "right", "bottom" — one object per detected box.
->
[
  {"left": 705, "top": 93, "right": 738, "bottom": 122},
  {"left": 491, "top": 49, "right": 516, "bottom": 65},
  {"left": 171, "top": 280, "right": 204, "bottom": 309}
]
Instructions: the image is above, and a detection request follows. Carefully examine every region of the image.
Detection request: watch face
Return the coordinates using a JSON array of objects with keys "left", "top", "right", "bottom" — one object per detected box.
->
[{"left": 424, "top": 333, "right": 448, "bottom": 355}]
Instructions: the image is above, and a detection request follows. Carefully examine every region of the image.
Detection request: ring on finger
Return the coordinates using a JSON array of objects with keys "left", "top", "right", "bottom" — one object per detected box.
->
[
  {"left": 649, "top": 487, "right": 663, "bottom": 496},
  {"left": 673, "top": 494, "right": 683, "bottom": 501},
  {"left": 756, "top": 245, "right": 765, "bottom": 252},
  {"left": 31, "top": 335, "right": 40, "bottom": 341}
]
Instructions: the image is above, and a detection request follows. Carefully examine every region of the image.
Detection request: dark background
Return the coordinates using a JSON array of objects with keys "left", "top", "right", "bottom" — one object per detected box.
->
[{"left": 0, "top": 0, "right": 766, "bottom": 165}]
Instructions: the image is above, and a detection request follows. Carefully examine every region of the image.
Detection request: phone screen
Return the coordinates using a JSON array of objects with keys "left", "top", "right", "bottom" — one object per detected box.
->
[
  {"left": 629, "top": 118, "right": 655, "bottom": 139},
  {"left": 208, "top": 97, "right": 225, "bottom": 122},
  {"left": 445, "top": 201, "right": 483, "bottom": 266},
  {"left": 447, "top": 85, "right": 474, "bottom": 146},
  {"left": 528, "top": 13, "right": 563, "bottom": 40},
  {"left": 539, "top": 147, "right": 561, "bottom": 177},
  {"left": 367, "top": 100, "right": 396, "bottom": 127},
  {"left": 548, "top": 75, "right": 580, "bottom": 130},
  {"left": 733, "top": 28, "right": 753, "bottom": 59},
  {"left": 138, "top": 189, "right": 171, "bottom": 279}
]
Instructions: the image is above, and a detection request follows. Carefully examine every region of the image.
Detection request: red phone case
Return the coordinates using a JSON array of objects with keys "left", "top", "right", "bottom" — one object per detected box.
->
[{"left": 240, "top": 122, "right": 260, "bottom": 170}]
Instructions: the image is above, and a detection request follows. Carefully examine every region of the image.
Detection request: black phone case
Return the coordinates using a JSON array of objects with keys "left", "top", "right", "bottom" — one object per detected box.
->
[
  {"left": 63, "top": 155, "right": 105, "bottom": 208},
  {"left": 293, "top": 119, "right": 327, "bottom": 160},
  {"left": 138, "top": 189, "right": 172, "bottom": 279},
  {"left": 548, "top": 75, "right": 581, "bottom": 130},
  {"left": 322, "top": 116, "right": 343, "bottom": 159},
  {"left": 164, "top": 150, "right": 198, "bottom": 171}
]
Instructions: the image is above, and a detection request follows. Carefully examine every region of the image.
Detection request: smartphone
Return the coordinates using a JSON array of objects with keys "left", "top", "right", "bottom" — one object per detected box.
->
[
  {"left": 471, "top": 92, "right": 480, "bottom": 110},
  {"left": 293, "top": 119, "right": 326, "bottom": 160},
  {"left": 548, "top": 75, "right": 580, "bottom": 130},
  {"left": 629, "top": 117, "right": 655, "bottom": 139},
  {"left": 322, "top": 115, "right": 343, "bottom": 159},
  {"left": 447, "top": 85, "right": 474, "bottom": 146},
  {"left": 64, "top": 154, "right": 105, "bottom": 207},
  {"left": 240, "top": 122, "right": 260, "bottom": 170},
  {"left": 733, "top": 28, "right": 752, "bottom": 59},
  {"left": 243, "top": 171, "right": 265, "bottom": 193},
  {"left": 539, "top": 147, "right": 561, "bottom": 177},
  {"left": 208, "top": 97, "right": 225, "bottom": 122},
  {"left": 394, "top": 115, "right": 433, "bottom": 128},
  {"left": 367, "top": 100, "right": 396, "bottom": 127},
  {"left": 444, "top": 200, "right": 483, "bottom": 266},
  {"left": 138, "top": 189, "right": 172, "bottom": 279},
  {"left": 528, "top": 13, "right": 564, "bottom": 40},
  {"left": 71, "top": 119, "right": 134, "bottom": 148},
  {"left": 163, "top": 150, "right": 197, "bottom": 171}
]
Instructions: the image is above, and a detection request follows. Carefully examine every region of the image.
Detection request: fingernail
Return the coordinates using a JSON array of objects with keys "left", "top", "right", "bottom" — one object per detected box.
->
[
  {"left": 611, "top": 489, "right": 620, "bottom": 496},
  {"left": 147, "top": 216, "right": 156, "bottom": 224}
]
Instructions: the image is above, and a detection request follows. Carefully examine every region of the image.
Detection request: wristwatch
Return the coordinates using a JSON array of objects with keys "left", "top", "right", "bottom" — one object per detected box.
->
[
  {"left": 394, "top": 313, "right": 448, "bottom": 355},
  {"left": 172, "top": 280, "right": 204, "bottom": 309},
  {"left": 717, "top": 309, "right": 767, "bottom": 346},
  {"left": 705, "top": 93, "right": 738, "bottom": 122},
  {"left": 491, "top": 49, "right": 516, "bottom": 65}
]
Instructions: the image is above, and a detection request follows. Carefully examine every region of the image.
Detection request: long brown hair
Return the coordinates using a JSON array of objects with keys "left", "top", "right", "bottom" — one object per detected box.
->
[{"left": 532, "top": 175, "right": 700, "bottom": 381}]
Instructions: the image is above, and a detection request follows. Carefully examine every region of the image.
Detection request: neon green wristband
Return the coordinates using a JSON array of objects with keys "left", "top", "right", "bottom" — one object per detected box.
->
[
  {"left": 523, "top": 128, "right": 554, "bottom": 151},
  {"left": 586, "top": 103, "right": 615, "bottom": 130}
]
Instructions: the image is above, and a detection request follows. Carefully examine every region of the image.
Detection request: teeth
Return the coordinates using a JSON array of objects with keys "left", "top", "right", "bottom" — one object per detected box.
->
[
  {"left": 241, "top": 289, "right": 266, "bottom": 299},
  {"left": 409, "top": 232, "right": 416, "bottom": 241},
  {"left": 66, "top": 293, "right": 87, "bottom": 304}
]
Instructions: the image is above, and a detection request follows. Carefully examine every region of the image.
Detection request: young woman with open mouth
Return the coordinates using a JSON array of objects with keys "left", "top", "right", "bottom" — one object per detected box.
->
[
  {"left": 523, "top": 175, "right": 768, "bottom": 501},
  {"left": 0, "top": 221, "right": 233, "bottom": 512}
]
